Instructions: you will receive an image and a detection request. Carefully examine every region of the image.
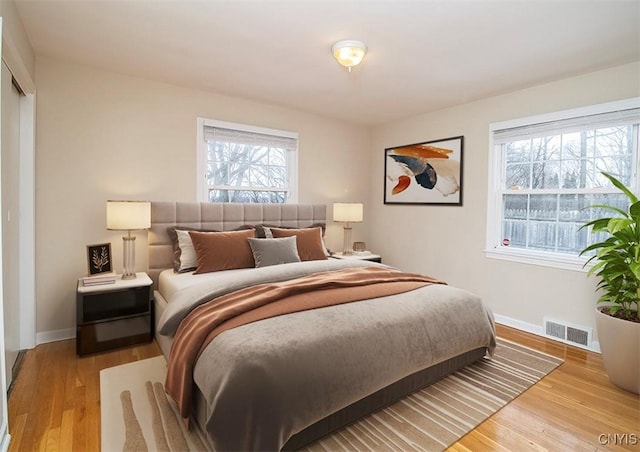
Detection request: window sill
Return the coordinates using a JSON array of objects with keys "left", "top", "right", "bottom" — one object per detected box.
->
[{"left": 484, "top": 247, "right": 592, "bottom": 272}]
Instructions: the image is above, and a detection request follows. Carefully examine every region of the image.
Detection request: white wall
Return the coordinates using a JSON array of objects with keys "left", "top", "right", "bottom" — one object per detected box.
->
[
  {"left": 35, "top": 55, "right": 640, "bottom": 343},
  {"left": 35, "top": 57, "right": 371, "bottom": 337},
  {"left": 369, "top": 62, "right": 640, "bottom": 344},
  {"left": 0, "top": 0, "right": 35, "bottom": 85}
]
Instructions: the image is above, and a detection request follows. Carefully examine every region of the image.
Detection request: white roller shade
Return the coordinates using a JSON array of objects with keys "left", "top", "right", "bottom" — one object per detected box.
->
[
  {"left": 493, "top": 107, "right": 640, "bottom": 144},
  {"left": 204, "top": 126, "right": 297, "bottom": 151}
]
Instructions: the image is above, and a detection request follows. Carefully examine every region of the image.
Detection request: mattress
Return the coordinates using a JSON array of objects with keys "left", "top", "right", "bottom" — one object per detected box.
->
[{"left": 157, "top": 267, "right": 256, "bottom": 301}]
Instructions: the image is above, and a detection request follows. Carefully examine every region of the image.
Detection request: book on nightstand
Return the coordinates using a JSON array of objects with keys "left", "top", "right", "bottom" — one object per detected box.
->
[{"left": 81, "top": 272, "right": 117, "bottom": 286}]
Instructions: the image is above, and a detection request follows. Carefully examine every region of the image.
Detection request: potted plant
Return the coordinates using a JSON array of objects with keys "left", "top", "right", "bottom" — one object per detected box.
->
[{"left": 580, "top": 172, "right": 639, "bottom": 394}]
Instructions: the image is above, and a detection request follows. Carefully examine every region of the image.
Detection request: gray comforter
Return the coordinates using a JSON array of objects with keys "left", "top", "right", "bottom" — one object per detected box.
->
[{"left": 158, "top": 260, "right": 496, "bottom": 451}]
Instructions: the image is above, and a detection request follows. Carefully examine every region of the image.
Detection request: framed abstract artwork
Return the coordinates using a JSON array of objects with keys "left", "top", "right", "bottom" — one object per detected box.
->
[{"left": 384, "top": 135, "right": 464, "bottom": 205}]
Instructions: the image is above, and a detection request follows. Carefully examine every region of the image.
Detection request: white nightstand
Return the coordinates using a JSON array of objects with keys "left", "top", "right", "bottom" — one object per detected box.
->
[{"left": 331, "top": 252, "right": 382, "bottom": 263}]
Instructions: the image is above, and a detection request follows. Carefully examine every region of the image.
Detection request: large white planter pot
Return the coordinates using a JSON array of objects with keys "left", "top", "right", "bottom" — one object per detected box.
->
[{"left": 595, "top": 307, "right": 640, "bottom": 394}]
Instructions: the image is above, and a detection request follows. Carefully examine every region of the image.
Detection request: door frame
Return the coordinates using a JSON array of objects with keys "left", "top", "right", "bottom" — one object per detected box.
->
[
  {"left": 18, "top": 91, "right": 34, "bottom": 350},
  {"left": 2, "top": 25, "right": 36, "bottom": 350}
]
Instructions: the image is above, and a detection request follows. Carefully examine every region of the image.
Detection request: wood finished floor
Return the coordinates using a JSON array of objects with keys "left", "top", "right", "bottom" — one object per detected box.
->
[{"left": 6, "top": 325, "right": 640, "bottom": 451}]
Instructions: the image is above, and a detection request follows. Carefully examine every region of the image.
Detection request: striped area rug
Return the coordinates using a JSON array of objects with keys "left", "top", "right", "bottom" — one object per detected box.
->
[{"left": 100, "top": 339, "right": 562, "bottom": 451}]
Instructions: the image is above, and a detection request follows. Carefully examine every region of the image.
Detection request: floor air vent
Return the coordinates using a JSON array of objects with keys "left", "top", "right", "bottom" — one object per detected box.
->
[{"left": 544, "top": 318, "right": 592, "bottom": 348}]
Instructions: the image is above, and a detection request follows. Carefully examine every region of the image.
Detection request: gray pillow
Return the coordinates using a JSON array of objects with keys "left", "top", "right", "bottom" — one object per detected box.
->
[{"left": 247, "top": 236, "right": 301, "bottom": 268}]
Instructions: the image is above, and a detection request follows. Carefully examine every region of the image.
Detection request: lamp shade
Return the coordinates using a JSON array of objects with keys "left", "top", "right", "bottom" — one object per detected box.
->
[
  {"left": 106, "top": 201, "right": 151, "bottom": 231},
  {"left": 333, "top": 202, "right": 363, "bottom": 223}
]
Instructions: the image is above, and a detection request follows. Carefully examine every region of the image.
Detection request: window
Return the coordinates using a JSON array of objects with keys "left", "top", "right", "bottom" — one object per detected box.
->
[
  {"left": 197, "top": 118, "right": 298, "bottom": 203},
  {"left": 486, "top": 98, "right": 640, "bottom": 270}
]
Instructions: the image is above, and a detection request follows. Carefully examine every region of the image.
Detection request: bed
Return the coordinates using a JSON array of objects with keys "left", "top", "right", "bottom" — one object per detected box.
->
[{"left": 149, "top": 202, "right": 496, "bottom": 451}]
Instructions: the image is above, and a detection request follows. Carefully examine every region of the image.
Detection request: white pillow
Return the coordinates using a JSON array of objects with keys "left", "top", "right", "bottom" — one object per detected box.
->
[{"left": 176, "top": 229, "right": 198, "bottom": 272}]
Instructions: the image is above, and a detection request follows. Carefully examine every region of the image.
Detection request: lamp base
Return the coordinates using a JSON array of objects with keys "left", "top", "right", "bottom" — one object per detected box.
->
[
  {"left": 342, "top": 226, "right": 353, "bottom": 255},
  {"left": 122, "top": 235, "right": 137, "bottom": 279}
]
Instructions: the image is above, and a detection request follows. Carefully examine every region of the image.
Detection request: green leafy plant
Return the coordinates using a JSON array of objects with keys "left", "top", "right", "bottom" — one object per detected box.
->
[{"left": 580, "top": 172, "right": 640, "bottom": 322}]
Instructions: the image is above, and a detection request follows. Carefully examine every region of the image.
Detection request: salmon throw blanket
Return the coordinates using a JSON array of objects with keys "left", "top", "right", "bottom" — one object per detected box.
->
[{"left": 165, "top": 266, "right": 445, "bottom": 419}]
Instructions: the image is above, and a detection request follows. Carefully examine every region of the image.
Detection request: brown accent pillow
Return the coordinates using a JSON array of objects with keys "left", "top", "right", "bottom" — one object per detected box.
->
[
  {"left": 167, "top": 226, "right": 219, "bottom": 272},
  {"left": 189, "top": 229, "right": 256, "bottom": 273},
  {"left": 270, "top": 227, "right": 328, "bottom": 261},
  {"left": 167, "top": 225, "right": 254, "bottom": 272},
  {"left": 255, "top": 223, "right": 326, "bottom": 238}
]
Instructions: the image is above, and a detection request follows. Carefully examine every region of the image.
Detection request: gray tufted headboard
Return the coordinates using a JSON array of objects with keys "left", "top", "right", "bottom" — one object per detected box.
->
[{"left": 148, "top": 202, "right": 326, "bottom": 287}]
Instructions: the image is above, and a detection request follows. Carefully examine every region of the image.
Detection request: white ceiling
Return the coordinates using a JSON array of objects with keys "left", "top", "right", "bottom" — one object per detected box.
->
[{"left": 14, "top": 0, "right": 640, "bottom": 126}]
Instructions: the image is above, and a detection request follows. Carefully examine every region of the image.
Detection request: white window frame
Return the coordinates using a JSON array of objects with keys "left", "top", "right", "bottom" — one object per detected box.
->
[
  {"left": 196, "top": 117, "right": 298, "bottom": 203},
  {"left": 485, "top": 98, "right": 640, "bottom": 271}
]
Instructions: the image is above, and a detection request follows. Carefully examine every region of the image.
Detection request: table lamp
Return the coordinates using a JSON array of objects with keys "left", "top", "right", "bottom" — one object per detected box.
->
[
  {"left": 333, "top": 202, "right": 363, "bottom": 255},
  {"left": 106, "top": 200, "right": 151, "bottom": 279}
]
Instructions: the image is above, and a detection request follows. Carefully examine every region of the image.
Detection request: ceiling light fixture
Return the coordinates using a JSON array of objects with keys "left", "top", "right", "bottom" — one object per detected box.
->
[{"left": 331, "top": 40, "right": 367, "bottom": 72}]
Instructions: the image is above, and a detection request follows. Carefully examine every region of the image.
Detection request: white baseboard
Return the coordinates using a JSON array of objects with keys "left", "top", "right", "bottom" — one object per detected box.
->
[
  {"left": 34, "top": 316, "right": 602, "bottom": 353},
  {"left": 494, "top": 313, "right": 601, "bottom": 353},
  {"left": 36, "top": 328, "right": 75, "bottom": 345}
]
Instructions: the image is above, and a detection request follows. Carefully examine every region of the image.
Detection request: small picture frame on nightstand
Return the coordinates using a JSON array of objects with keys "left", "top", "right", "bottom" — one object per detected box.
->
[{"left": 87, "top": 243, "right": 113, "bottom": 275}]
